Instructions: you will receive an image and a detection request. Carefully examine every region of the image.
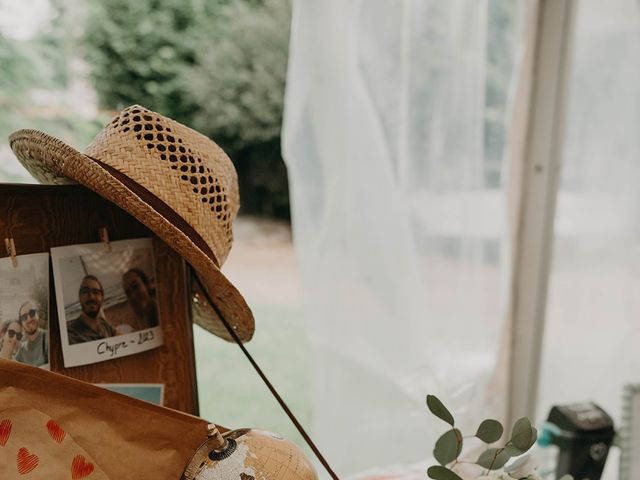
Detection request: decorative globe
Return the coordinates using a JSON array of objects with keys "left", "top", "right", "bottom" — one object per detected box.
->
[{"left": 182, "top": 427, "right": 318, "bottom": 480}]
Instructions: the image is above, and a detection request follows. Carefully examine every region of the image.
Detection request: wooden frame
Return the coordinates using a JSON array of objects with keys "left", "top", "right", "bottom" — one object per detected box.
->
[
  {"left": 0, "top": 183, "right": 199, "bottom": 415},
  {"left": 506, "top": 0, "right": 577, "bottom": 423}
]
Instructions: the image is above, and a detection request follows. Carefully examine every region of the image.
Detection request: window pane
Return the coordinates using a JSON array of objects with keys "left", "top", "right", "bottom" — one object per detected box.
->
[{"left": 537, "top": 2, "right": 640, "bottom": 478}]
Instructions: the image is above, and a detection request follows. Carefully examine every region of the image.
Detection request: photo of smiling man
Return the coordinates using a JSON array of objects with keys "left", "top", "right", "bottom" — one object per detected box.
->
[
  {"left": 67, "top": 275, "right": 115, "bottom": 345},
  {"left": 52, "top": 238, "right": 163, "bottom": 368},
  {"left": 15, "top": 300, "right": 49, "bottom": 366}
]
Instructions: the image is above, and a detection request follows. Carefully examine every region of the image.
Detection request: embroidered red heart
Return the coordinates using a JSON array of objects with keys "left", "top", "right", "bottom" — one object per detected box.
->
[
  {"left": 46, "top": 419, "right": 66, "bottom": 443},
  {"left": 71, "top": 454, "right": 94, "bottom": 479},
  {"left": 17, "top": 447, "right": 39, "bottom": 474},
  {"left": 0, "top": 419, "right": 11, "bottom": 446}
]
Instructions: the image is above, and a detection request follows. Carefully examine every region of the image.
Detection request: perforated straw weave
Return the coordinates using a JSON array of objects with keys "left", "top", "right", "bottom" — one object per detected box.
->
[{"left": 9, "top": 105, "right": 254, "bottom": 342}]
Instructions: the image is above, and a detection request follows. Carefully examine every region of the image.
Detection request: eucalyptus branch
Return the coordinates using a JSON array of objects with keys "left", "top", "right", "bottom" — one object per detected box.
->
[
  {"left": 486, "top": 447, "right": 503, "bottom": 471},
  {"left": 424, "top": 394, "right": 574, "bottom": 480}
]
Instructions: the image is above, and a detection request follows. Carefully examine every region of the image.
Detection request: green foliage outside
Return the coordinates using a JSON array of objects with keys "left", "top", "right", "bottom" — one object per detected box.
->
[
  {"left": 0, "top": 0, "right": 107, "bottom": 182},
  {"left": 83, "top": 0, "right": 292, "bottom": 219},
  {"left": 0, "top": 34, "right": 33, "bottom": 108},
  {"left": 84, "top": 0, "right": 203, "bottom": 122},
  {"left": 484, "top": 0, "right": 519, "bottom": 188},
  {"left": 189, "top": 0, "right": 292, "bottom": 218},
  {"left": 195, "top": 303, "right": 312, "bottom": 458},
  {"left": 0, "top": 33, "right": 33, "bottom": 159}
]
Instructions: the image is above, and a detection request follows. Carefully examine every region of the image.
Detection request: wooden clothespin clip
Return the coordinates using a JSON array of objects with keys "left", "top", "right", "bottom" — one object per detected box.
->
[
  {"left": 99, "top": 227, "right": 112, "bottom": 253},
  {"left": 4, "top": 238, "right": 18, "bottom": 268}
]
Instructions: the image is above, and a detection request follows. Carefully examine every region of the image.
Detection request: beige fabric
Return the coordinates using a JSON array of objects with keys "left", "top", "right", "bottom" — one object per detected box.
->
[
  {"left": 0, "top": 407, "right": 109, "bottom": 479},
  {"left": 0, "top": 359, "right": 213, "bottom": 479}
]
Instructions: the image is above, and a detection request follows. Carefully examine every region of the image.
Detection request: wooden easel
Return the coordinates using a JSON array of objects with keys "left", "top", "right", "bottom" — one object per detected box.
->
[{"left": 0, "top": 184, "right": 199, "bottom": 414}]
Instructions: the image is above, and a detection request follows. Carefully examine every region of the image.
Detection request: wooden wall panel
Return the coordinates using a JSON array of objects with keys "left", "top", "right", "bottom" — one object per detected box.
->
[{"left": 0, "top": 184, "right": 199, "bottom": 415}]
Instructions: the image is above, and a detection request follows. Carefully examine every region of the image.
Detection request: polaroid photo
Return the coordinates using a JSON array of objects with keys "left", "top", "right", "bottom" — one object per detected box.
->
[
  {"left": 97, "top": 383, "right": 165, "bottom": 406},
  {"left": 0, "top": 252, "right": 50, "bottom": 369},
  {"left": 51, "top": 238, "right": 163, "bottom": 368}
]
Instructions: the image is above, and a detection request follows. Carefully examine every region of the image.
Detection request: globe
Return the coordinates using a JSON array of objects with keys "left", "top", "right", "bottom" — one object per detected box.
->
[{"left": 182, "top": 427, "right": 318, "bottom": 480}]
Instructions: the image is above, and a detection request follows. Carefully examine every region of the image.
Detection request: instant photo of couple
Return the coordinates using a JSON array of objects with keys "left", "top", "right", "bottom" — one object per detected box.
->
[
  {"left": 0, "top": 253, "right": 50, "bottom": 369},
  {"left": 1, "top": 300, "right": 48, "bottom": 365},
  {"left": 69, "top": 268, "right": 158, "bottom": 344},
  {"left": 52, "top": 238, "right": 164, "bottom": 367}
]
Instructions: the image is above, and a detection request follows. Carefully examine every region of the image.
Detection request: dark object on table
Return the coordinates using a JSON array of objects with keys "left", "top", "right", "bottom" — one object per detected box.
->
[{"left": 546, "top": 402, "right": 615, "bottom": 480}]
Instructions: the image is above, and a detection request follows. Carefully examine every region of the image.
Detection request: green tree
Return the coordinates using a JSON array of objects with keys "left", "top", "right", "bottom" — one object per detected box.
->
[
  {"left": 0, "top": 33, "right": 35, "bottom": 180},
  {"left": 0, "top": 34, "right": 35, "bottom": 121},
  {"left": 0, "top": 2, "right": 108, "bottom": 183},
  {"left": 83, "top": 0, "right": 292, "bottom": 219},
  {"left": 84, "top": 0, "right": 206, "bottom": 121},
  {"left": 188, "top": 0, "right": 291, "bottom": 218},
  {"left": 0, "top": 0, "right": 80, "bottom": 111},
  {"left": 484, "top": 0, "right": 518, "bottom": 188},
  {"left": 31, "top": 0, "right": 77, "bottom": 89}
]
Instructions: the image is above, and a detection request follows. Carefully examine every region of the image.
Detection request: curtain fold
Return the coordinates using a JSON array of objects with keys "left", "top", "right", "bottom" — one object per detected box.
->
[{"left": 283, "top": 0, "right": 525, "bottom": 475}]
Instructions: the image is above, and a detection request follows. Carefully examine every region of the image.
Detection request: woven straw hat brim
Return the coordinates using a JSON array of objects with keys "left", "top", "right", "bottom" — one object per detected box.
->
[{"left": 9, "top": 129, "right": 254, "bottom": 342}]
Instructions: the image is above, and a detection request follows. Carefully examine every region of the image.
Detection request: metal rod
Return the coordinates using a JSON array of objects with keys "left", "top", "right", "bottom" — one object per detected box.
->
[{"left": 193, "top": 273, "right": 339, "bottom": 480}]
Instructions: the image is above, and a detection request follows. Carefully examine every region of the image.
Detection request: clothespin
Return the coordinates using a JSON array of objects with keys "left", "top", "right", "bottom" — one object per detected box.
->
[
  {"left": 99, "top": 227, "right": 112, "bottom": 253},
  {"left": 4, "top": 238, "right": 18, "bottom": 268}
]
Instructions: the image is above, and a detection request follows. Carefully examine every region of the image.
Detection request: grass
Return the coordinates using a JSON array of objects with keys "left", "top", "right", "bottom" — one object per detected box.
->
[{"left": 194, "top": 303, "right": 312, "bottom": 455}]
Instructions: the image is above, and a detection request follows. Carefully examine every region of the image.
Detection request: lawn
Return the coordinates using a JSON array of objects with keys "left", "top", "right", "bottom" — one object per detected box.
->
[{"left": 194, "top": 302, "right": 312, "bottom": 456}]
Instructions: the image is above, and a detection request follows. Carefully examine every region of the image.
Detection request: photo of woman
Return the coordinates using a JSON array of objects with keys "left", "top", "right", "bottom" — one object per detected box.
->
[
  {"left": 0, "top": 319, "right": 23, "bottom": 360},
  {"left": 122, "top": 268, "right": 158, "bottom": 331}
]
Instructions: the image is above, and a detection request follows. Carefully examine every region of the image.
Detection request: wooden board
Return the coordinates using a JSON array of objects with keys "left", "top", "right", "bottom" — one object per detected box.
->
[{"left": 0, "top": 183, "right": 199, "bottom": 415}]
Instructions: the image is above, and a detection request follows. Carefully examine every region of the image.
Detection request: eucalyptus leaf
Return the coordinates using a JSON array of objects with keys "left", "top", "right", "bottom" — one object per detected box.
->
[
  {"left": 475, "top": 419, "right": 503, "bottom": 443},
  {"left": 476, "top": 448, "right": 512, "bottom": 470},
  {"left": 476, "top": 448, "right": 498, "bottom": 469},
  {"left": 491, "top": 450, "right": 511, "bottom": 470},
  {"left": 504, "top": 444, "right": 525, "bottom": 457},
  {"left": 426, "top": 395, "right": 455, "bottom": 426},
  {"left": 434, "top": 429, "right": 462, "bottom": 466},
  {"left": 426, "top": 465, "right": 464, "bottom": 480},
  {"left": 511, "top": 417, "right": 534, "bottom": 450}
]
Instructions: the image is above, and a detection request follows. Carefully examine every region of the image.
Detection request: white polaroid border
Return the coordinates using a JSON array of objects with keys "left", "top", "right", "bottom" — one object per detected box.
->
[
  {"left": 51, "top": 238, "right": 163, "bottom": 368},
  {"left": 0, "top": 252, "right": 51, "bottom": 369},
  {"left": 96, "top": 383, "right": 165, "bottom": 406}
]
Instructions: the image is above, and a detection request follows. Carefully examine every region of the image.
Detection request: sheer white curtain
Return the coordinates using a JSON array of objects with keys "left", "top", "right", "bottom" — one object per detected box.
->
[
  {"left": 283, "top": 0, "right": 524, "bottom": 475},
  {"left": 537, "top": 1, "right": 640, "bottom": 478}
]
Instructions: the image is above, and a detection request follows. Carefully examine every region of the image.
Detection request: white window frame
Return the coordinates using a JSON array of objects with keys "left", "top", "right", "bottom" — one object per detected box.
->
[{"left": 506, "top": 0, "right": 577, "bottom": 424}]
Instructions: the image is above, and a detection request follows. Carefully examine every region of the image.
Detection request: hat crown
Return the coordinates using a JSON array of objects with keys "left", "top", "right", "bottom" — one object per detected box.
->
[
  {"left": 9, "top": 105, "right": 254, "bottom": 342},
  {"left": 83, "top": 106, "right": 238, "bottom": 266}
]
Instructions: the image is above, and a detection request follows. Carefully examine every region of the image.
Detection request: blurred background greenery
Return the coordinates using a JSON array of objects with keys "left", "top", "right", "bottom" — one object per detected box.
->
[{"left": 1, "top": 0, "right": 291, "bottom": 218}]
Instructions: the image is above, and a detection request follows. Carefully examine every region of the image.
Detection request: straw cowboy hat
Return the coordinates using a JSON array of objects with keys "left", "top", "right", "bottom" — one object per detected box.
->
[{"left": 9, "top": 105, "right": 254, "bottom": 342}]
